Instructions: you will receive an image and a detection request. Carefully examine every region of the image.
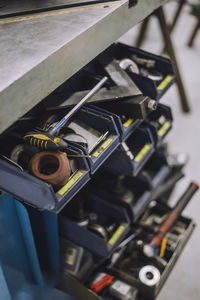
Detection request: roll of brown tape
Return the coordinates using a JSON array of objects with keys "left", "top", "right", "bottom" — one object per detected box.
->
[{"left": 29, "top": 151, "right": 71, "bottom": 188}]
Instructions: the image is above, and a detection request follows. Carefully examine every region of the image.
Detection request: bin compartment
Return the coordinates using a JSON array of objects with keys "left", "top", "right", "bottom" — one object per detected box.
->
[
  {"left": 110, "top": 203, "right": 195, "bottom": 299},
  {"left": 59, "top": 193, "right": 130, "bottom": 257},
  {"left": 102, "top": 124, "right": 155, "bottom": 177},
  {"left": 145, "top": 103, "right": 173, "bottom": 146}
]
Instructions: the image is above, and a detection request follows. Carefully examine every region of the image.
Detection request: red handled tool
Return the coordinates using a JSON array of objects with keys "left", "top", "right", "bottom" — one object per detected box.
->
[{"left": 144, "top": 181, "right": 199, "bottom": 257}]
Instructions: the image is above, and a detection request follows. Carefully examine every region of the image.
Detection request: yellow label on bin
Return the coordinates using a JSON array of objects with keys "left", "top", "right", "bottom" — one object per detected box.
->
[
  {"left": 123, "top": 118, "right": 134, "bottom": 128},
  {"left": 92, "top": 138, "right": 112, "bottom": 158},
  {"left": 157, "top": 75, "right": 172, "bottom": 91},
  {"left": 134, "top": 144, "right": 150, "bottom": 163},
  {"left": 108, "top": 225, "right": 126, "bottom": 245},
  {"left": 58, "top": 171, "right": 83, "bottom": 196},
  {"left": 158, "top": 121, "right": 170, "bottom": 137}
]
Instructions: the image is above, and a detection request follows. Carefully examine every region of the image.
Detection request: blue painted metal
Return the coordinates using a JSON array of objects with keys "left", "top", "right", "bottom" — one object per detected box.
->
[
  {"left": 0, "top": 194, "right": 44, "bottom": 286},
  {"left": 0, "top": 261, "right": 12, "bottom": 300},
  {"left": 27, "top": 208, "right": 59, "bottom": 285},
  {"left": 0, "top": 193, "right": 76, "bottom": 300}
]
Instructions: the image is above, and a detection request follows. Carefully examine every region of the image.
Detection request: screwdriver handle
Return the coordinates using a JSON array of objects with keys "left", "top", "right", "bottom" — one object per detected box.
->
[
  {"left": 24, "top": 132, "right": 67, "bottom": 151},
  {"left": 49, "top": 76, "right": 108, "bottom": 135}
]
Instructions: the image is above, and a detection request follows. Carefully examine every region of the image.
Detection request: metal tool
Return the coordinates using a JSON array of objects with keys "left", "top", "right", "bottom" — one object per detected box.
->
[
  {"left": 90, "top": 273, "right": 114, "bottom": 293},
  {"left": 88, "top": 223, "right": 108, "bottom": 240},
  {"left": 109, "top": 280, "right": 138, "bottom": 300},
  {"left": 139, "top": 265, "right": 160, "bottom": 286},
  {"left": 24, "top": 77, "right": 108, "bottom": 151},
  {"left": 47, "top": 85, "right": 141, "bottom": 110},
  {"left": 140, "top": 68, "right": 163, "bottom": 82},
  {"left": 144, "top": 182, "right": 199, "bottom": 257},
  {"left": 109, "top": 232, "right": 138, "bottom": 268},
  {"left": 101, "top": 58, "right": 141, "bottom": 95},
  {"left": 131, "top": 55, "right": 156, "bottom": 69},
  {"left": 119, "top": 58, "right": 140, "bottom": 74}
]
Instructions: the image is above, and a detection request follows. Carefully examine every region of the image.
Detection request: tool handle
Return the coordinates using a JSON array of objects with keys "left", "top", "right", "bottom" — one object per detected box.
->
[
  {"left": 174, "top": 181, "right": 199, "bottom": 213},
  {"left": 152, "top": 182, "right": 199, "bottom": 248},
  {"left": 24, "top": 132, "right": 67, "bottom": 151},
  {"left": 90, "top": 274, "right": 114, "bottom": 293},
  {"left": 49, "top": 76, "right": 108, "bottom": 135}
]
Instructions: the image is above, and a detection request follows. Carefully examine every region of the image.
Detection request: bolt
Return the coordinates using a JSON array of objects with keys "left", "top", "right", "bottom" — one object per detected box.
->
[{"left": 148, "top": 100, "right": 157, "bottom": 111}]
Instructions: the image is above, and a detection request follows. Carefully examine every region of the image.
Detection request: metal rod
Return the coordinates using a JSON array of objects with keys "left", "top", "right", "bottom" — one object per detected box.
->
[{"left": 49, "top": 76, "right": 108, "bottom": 135}]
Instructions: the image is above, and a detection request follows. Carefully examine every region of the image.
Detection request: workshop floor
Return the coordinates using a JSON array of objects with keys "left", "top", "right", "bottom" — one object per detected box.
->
[{"left": 119, "top": 2, "right": 200, "bottom": 300}]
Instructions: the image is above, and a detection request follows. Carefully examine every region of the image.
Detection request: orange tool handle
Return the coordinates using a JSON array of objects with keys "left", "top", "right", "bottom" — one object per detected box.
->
[{"left": 152, "top": 182, "right": 199, "bottom": 248}]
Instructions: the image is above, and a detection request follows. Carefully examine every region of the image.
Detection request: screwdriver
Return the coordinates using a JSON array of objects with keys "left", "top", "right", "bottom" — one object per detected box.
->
[{"left": 24, "top": 76, "right": 108, "bottom": 151}]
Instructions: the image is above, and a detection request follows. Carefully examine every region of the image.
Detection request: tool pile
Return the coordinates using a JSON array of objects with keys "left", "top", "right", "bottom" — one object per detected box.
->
[{"left": 0, "top": 42, "right": 198, "bottom": 299}]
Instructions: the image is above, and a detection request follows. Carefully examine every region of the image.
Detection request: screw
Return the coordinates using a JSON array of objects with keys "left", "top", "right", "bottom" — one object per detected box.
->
[{"left": 148, "top": 100, "right": 157, "bottom": 111}]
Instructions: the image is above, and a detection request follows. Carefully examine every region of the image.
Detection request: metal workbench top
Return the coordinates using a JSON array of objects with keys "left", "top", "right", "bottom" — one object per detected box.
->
[{"left": 0, "top": 0, "right": 167, "bottom": 134}]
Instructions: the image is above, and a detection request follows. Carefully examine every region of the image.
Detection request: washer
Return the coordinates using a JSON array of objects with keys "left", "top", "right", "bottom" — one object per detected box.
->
[{"left": 139, "top": 265, "right": 160, "bottom": 286}]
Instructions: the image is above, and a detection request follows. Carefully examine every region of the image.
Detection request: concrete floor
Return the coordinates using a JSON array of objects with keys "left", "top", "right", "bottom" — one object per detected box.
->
[{"left": 119, "top": 2, "right": 200, "bottom": 299}]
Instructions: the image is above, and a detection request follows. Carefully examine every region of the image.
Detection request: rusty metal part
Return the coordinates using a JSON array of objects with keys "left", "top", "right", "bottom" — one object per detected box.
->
[{"left": 29, "top": 151, "right": 71, "bottom": 188}]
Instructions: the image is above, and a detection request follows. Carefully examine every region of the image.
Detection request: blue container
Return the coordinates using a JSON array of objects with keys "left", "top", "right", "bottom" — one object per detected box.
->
[
  {"left": 137, "top": 150, "right": 171, "bottom": 190},
  {"left": 65, "top": 105, "right": 120, "bottom": 174},
  {"left": 145, "top": 103, "right": 173, "bottom": 147},
  {"left": 59, "top": 193, "right": 130, "bottom": 257},
  {"left": 0, "top": 143, "right": 90, "bottom": 212},
  {"left": 88, "top": 104, "right": 142, "bottom": 142},
  {"left": 96, "top": 42, "right": 175, "bottom": 101},
  {"left": 102, "top": 124, "right": 155, "bottom": 177},
  {"left": 83, "top": 180, "right": 152, "bottom": 223}
]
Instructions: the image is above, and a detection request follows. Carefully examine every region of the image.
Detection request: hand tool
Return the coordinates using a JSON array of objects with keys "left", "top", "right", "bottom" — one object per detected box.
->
[
  {"left": 46, "top": 86, "right": 141, "bottom": 110},
  {"left": 143, "top": 181, "right": 199, "bottom": 257},
  {"left": 140, "top": 68, "right": 163, "bottom": 82},
  {"left": 139, "top": 265, "right": 160, "bottom": 286},
  {"left": 109, "top": 232, "right": 140, "bottom": 268},
  {"left": 90, "top": 273, "right": 114, "bottom": 293},
  {"left": 109, "top": 280, "right": 138, "bottom": 300},
  {"left": 131, "top": 55, "right": 156, "bottom": 69},
  {"left": 24, "top": 77, "right": 108, "bottom": 151},
  {"left": 101, "top": 58, "right": 142, "bottom": 95},
  {"left": 119, "top": 58, "right": 140, "bottom": 74}
]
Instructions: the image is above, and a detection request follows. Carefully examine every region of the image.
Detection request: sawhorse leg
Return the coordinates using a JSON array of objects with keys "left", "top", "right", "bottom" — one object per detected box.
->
[
  {"left": 187, "top": 18, "right": 200, "bottom": 47},
  {"left": 156, "top": 6, "right": 191, "bottom": 113}
]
